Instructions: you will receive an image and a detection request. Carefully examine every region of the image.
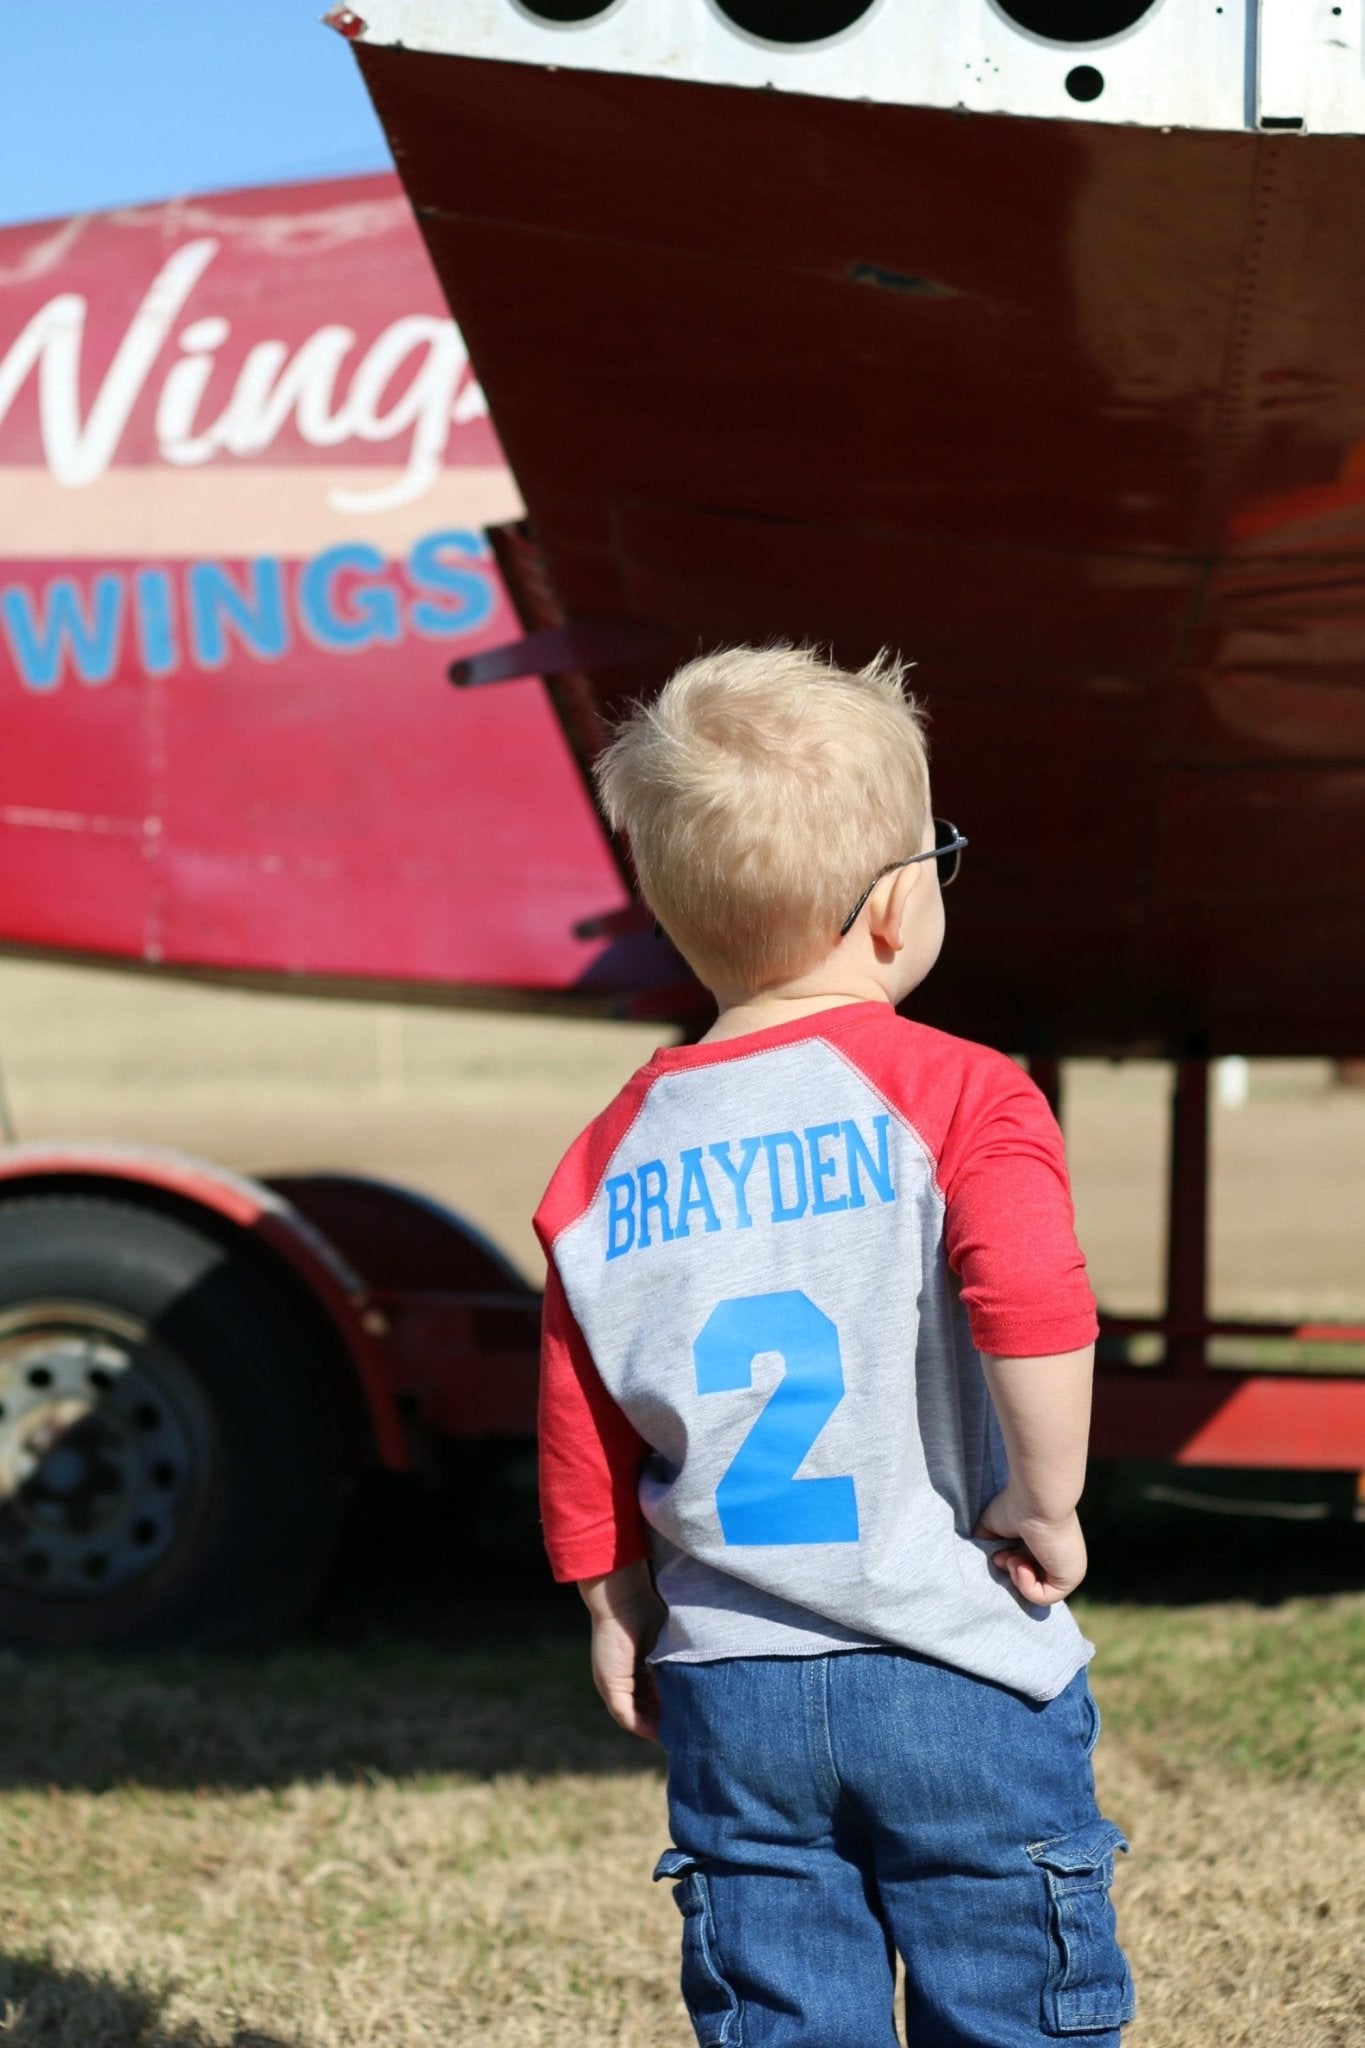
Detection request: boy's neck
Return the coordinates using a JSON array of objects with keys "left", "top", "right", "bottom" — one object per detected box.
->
[
  {"left": 702, "top": 968, "right": 895, "bottom": 1045},
  {"left": 696, "top": 857, "right": 935, "bottom": 1044}
]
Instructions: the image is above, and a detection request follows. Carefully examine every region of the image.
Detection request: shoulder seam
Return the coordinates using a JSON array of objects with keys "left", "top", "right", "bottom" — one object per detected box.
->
[
  {"left": 542, "top": 1074, "right": 659, "bottom": 1255},
  {"left": 818, "top": 1036, "right": 946, "bottom": 1207}
]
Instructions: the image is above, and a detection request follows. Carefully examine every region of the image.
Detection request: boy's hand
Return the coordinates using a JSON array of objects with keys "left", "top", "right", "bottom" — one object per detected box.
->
[
  {"left": 974, "top": 1485, "right": 1087, "bottom": 1606},
  {"left": 578, "top": 1562, "right": 666, "bottom": 1742}
]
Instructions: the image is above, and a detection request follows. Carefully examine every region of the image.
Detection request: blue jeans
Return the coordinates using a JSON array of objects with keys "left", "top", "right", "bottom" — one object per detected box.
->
[{"left": 654, "top": 1652, "right": 1135, "bottom": 2047}]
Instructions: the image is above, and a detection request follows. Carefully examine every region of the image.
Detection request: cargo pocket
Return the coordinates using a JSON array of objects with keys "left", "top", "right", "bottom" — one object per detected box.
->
[
  {"left": 653, "top": 1848, "right": 742, "bottom": 2047},
  {"left": 1026, "top": 1818, "right": 1136, "bottom": 2035}
]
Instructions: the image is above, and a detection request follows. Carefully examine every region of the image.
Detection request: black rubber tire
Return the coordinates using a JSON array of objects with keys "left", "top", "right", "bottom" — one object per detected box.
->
[{"left": 0, "top": 1194, "right": 346, "bottom": 1649}]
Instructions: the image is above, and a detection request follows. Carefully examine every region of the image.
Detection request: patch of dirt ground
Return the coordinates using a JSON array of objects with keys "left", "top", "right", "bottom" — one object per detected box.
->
[{"left": 1, "top": 957, "right": 1363, "bottom": 1314}]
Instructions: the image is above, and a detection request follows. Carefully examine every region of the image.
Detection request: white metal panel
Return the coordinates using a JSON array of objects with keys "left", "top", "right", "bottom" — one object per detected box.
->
[
  {"left": 1258, "top": 0, "right": 1311, "bottom": 125},
  {"left": 1258, "top": 0, "right": 1365, "bottom": 131},
  {"left": 352, "top": 0, "right": 1252, "bottom": 132}
]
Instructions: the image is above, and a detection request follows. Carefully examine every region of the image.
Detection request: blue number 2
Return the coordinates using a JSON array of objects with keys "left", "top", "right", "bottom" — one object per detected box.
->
[{"left": 693, "top": 1290, "right": 859, "bottom": 1546}]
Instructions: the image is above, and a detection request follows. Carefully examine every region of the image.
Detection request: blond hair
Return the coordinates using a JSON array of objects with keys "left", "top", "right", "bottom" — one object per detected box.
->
[{"left": 594, "top": 644, "right": 930, "bottom": 990}]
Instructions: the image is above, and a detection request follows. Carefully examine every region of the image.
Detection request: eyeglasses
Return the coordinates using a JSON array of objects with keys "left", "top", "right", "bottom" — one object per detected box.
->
[{"left": 838, "top": 818, "right": 968, "bottom": 940}]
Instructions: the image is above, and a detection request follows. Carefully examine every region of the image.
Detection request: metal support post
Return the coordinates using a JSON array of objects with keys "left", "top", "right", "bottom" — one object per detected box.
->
[
  {"left": 1165, "top": 1057, "right": 1210, "bottom": 1375},
  {"left": 1029, "top": 1055, "right": 1062, "bottom": 1125}
]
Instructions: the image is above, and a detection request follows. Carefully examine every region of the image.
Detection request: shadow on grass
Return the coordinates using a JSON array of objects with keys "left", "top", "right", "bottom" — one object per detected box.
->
[
  {"left": 0, "top": 1949, "right": 291, "bottom": 2047},
  {"left": 1080, "top": 1461, "right": 1365, "bottom": 1605},
  {"left": 0, "top": 1459, "right": 1358, "bottom": 1795},
  {"left": 314, "top": 1451, "right": 1365, "bottom": 1622},
  {"left": 0, "top": 1476, "right": 667, "bottom": 1794},
  {"left": 311, "top": 1453, "right": 1365, "bottom": 1637}
]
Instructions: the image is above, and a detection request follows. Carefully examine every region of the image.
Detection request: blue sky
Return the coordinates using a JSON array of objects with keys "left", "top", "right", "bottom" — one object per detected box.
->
[{"left": 0, "top": 1, "right": 394, "bottom": 227}]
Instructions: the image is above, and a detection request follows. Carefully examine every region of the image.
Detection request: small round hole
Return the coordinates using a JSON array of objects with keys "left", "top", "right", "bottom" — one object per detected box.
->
[
  {"left": 82, "top": 1553, "right": 110, "bottom": 1580},
  {"left": 87, "top": 1367, "right": 113, "bottom": 1392},
  {"left": 132, "top": 1518, "right": 158, "bottom": 1546},
  {"left": 1066, "top": 65, "right": 1105, "bottom": 100},
  {"left": 26, "top": 1366, "right": 53, "bottom": 1390},
  {"left": 134, "top": 1402, "right": 160, "bottom": 1431},
  {"left": 152, "top": 1461, "right": 177, "bottom": 1490}
]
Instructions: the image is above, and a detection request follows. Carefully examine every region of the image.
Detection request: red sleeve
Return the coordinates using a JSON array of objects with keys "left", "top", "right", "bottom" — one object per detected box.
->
[
  {"left": 537, "top": 1254, "right": 651, "bottom": 1583},
  {"left": 938, "top": 1059, "right": 1098, "bottom": 1358}
]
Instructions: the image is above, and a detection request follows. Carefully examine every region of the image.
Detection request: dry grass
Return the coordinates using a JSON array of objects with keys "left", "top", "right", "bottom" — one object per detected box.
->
[
  {"left": 0, "top": 1764, "right": 683, "bottom": 2048},
  {"left": 1102, "top": 1741, "right": 1363, "bottom": 2048},
  {"left": 0, "top": 1561, "right": 1360, "bottom": 2048},
  {"left": 1083, "top": 1590, "right": 1365, "bottom": 2048}
]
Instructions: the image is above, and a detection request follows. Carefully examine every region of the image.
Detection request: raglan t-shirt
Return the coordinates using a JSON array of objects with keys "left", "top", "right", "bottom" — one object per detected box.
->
[{"left": 533, "top": 1002, "right": 1099, "bottom": 1703}]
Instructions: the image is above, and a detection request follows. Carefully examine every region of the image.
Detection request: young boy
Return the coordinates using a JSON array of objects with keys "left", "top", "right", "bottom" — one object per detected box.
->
[{"left": 533, "top": 646, "right": 1135, "bottom": 2047}]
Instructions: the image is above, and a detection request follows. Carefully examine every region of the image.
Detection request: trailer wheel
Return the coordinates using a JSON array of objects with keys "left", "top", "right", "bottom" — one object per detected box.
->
[{"left": 0, "top": 1195, "right": 345, "bottom": 1649}]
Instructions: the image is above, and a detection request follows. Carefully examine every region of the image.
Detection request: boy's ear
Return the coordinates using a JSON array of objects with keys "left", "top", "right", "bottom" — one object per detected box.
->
[{"left": 867, "top": 864, "right": 919, "bottom": 955}]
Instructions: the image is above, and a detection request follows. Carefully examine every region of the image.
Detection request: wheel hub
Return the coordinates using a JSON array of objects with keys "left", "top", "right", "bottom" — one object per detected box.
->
[{"left": 0, "top": 1312, "right": 202, "bottom": 1595}]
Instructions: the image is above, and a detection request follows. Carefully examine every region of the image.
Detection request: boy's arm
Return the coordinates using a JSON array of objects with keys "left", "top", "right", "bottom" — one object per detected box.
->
[
  {"left": 538, "top": 1258, "right": 650, "bottom": 1581},
  {"left": 940, "top": 1060, "right": 1099, "bottom": 1605},
  {"left": 974, "top": 1345, "right": 1094, "bottom": 1605},
  {"left": 579, "top": 1561, "right": 665, "bottom": 1742},
  {"left": 538, "top": 1258, "right": 664, "bottom": 1738}
]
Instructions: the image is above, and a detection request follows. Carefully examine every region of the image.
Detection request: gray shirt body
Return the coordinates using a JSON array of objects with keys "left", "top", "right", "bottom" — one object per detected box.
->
[{"left": 548, "top": 1013, "right": 1094, "bottom": 1703}]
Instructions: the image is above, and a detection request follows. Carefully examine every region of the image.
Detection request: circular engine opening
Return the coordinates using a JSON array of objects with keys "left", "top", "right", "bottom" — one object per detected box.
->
[
  {"left": 512, "top": 0, "right": 618, "bottom": 23},
  {"left": 712, "top": 0, "right": 880, "bottom": 46},
  {"left": 994, "top": 0, "right": 1156, "bottom": 42}
]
